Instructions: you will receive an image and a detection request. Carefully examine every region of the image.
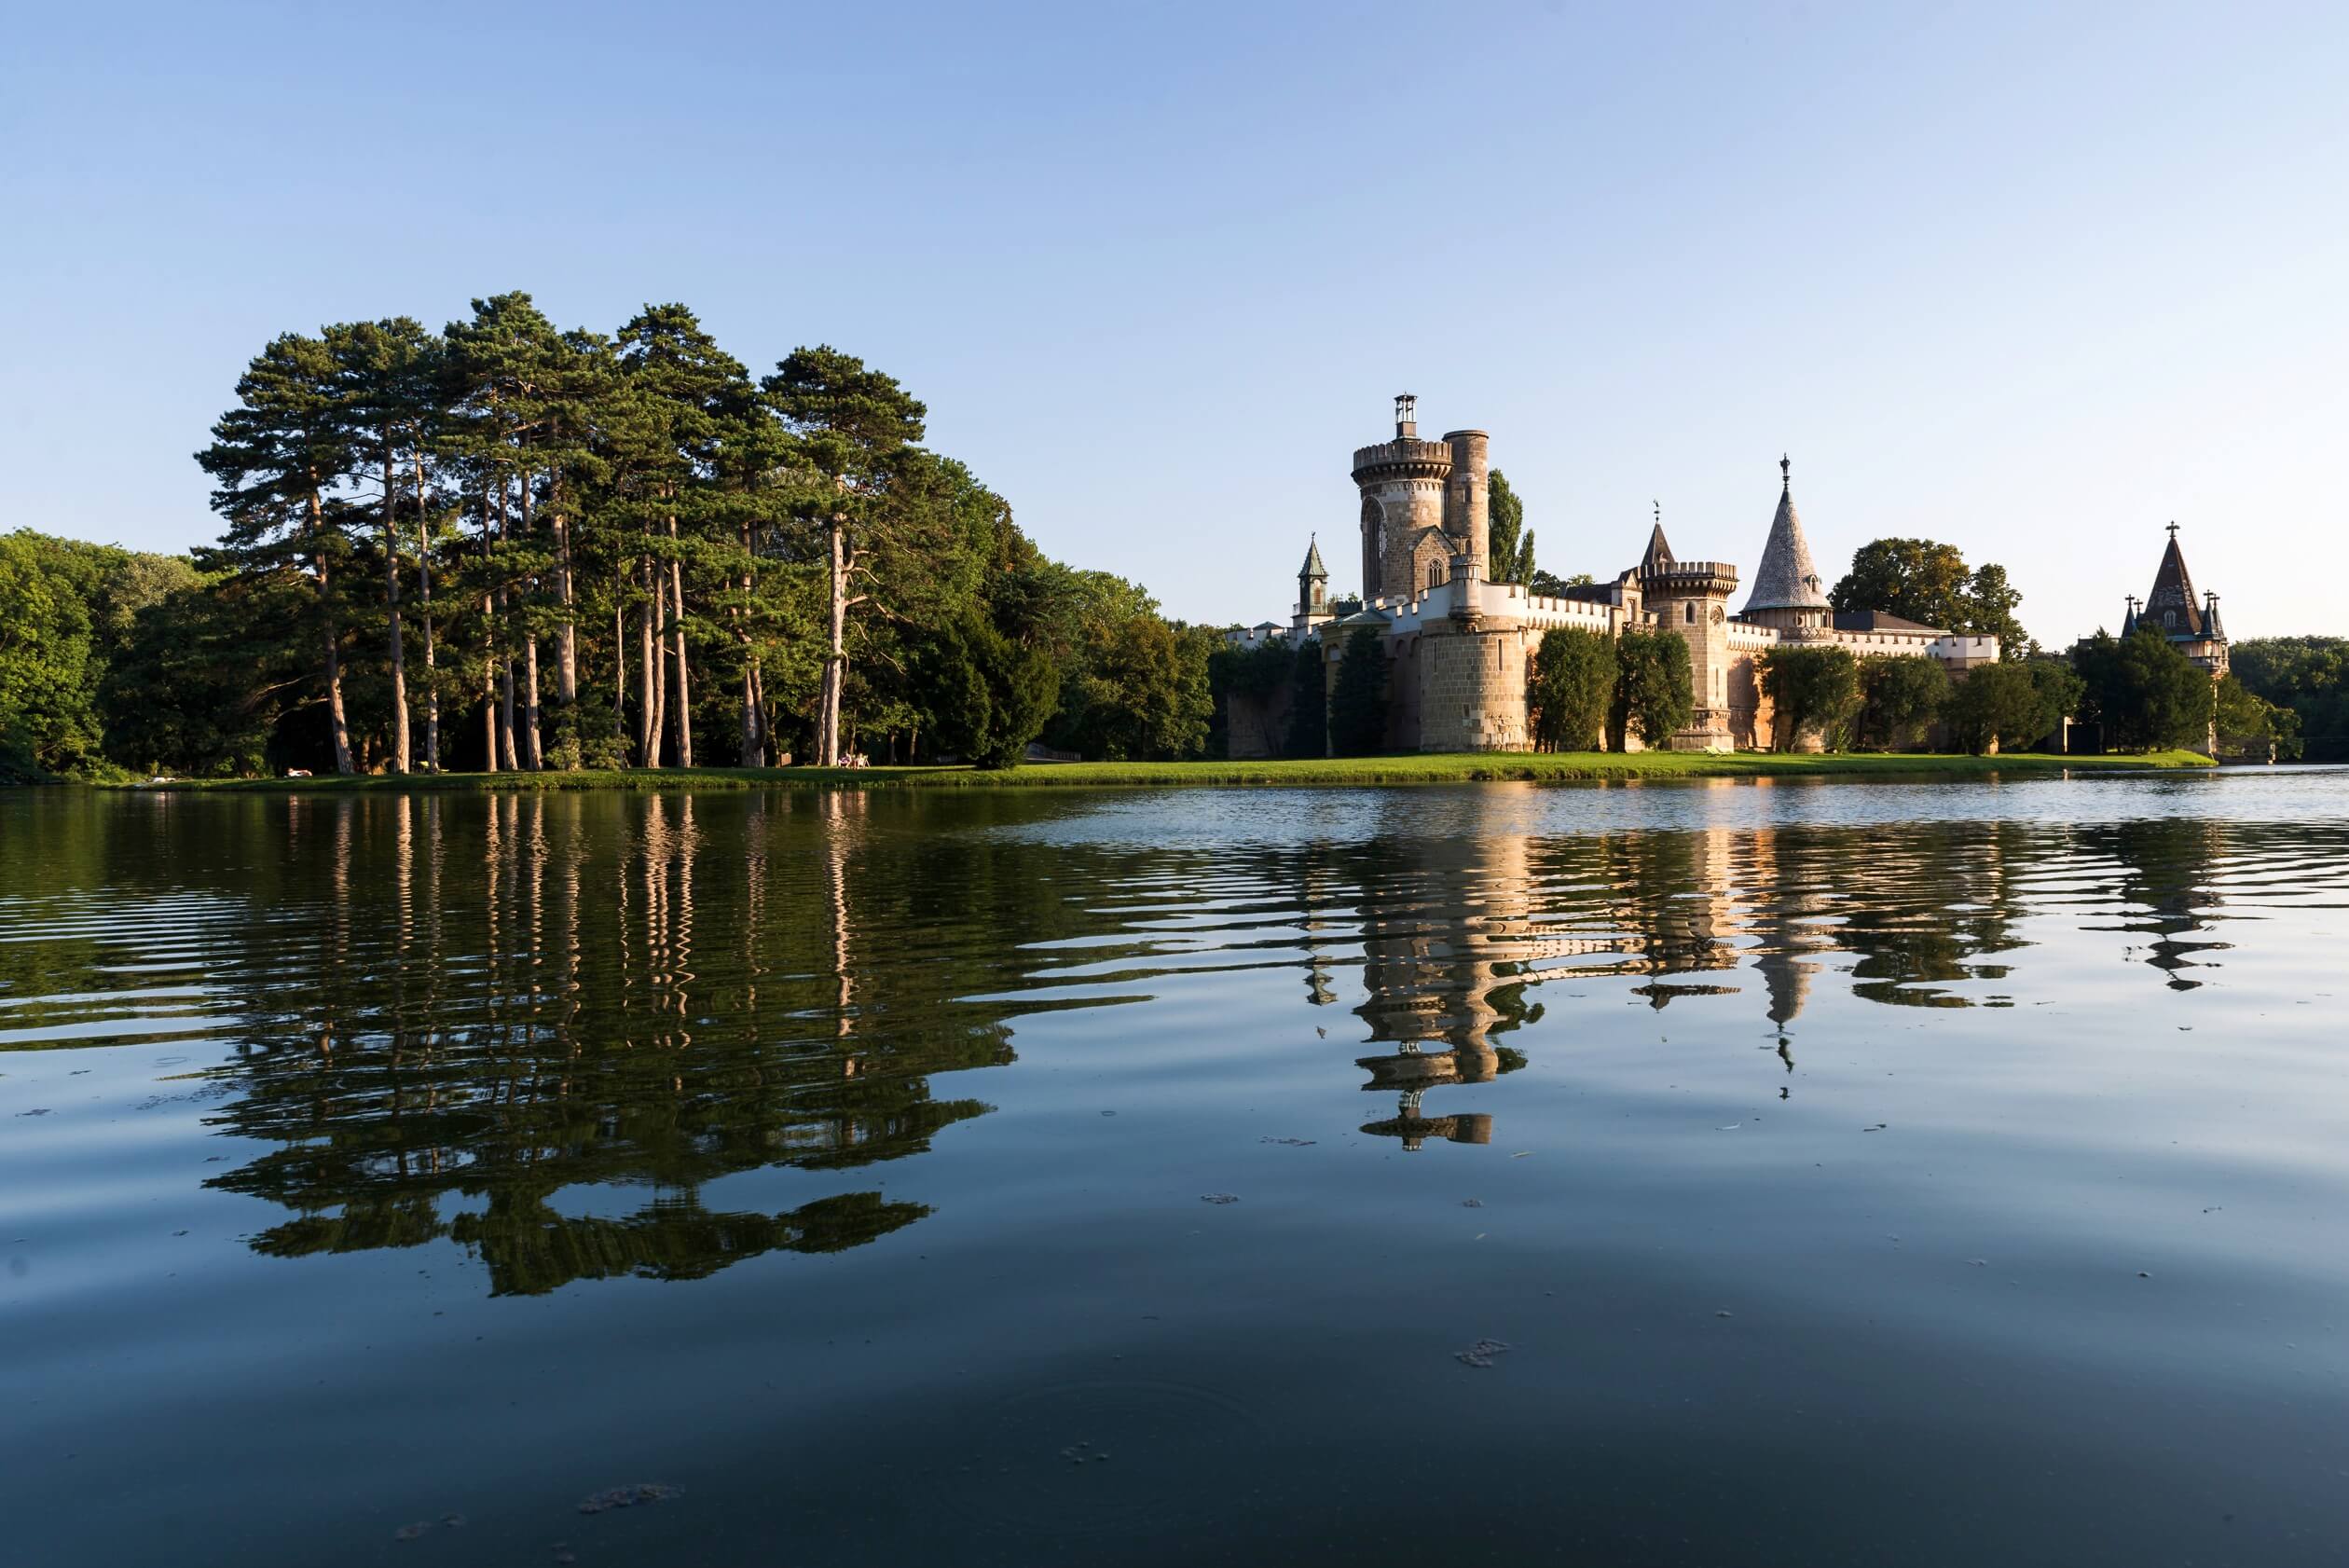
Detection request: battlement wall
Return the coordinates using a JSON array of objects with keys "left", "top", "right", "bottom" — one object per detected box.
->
[{"left": 1352, "top": 438, "right": 1455, "bottom": 480}]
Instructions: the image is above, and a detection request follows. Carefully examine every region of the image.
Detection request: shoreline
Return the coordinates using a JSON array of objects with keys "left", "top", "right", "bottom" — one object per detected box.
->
[{"left": 95, "top": 750, "right": 2218, "bottom": 793}]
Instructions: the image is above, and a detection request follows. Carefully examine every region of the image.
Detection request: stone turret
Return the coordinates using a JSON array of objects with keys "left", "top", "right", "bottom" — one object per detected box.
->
[
  {"left": 1293, "top": 535, "right": 1332, "bottom": 639},
  {"left": 1441, "top": 428, "right": 1490, "bottom": 584},
  {"left": 1637, "top": 510, "right": 1739, "bottom": 752},
  {"left": 1740, "top": 455, "right": 1832, "bottom": 638},
  {"left": 1354, "top": 393, "right": 1456, "bottom": 602}
]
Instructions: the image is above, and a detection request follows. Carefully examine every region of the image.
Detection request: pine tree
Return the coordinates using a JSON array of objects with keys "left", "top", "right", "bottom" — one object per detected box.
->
[
  {"left": 328, "top": 318, "right": 439, "bottom": 773},
  {"left": 196, "top": 332, "right": 360, "bottom": 774},
  {"left": 614, "top": 307, "right": 757, "bottom": 768},
  {"left": 763, "top": 347, "right": 927, "bottom": 768}
]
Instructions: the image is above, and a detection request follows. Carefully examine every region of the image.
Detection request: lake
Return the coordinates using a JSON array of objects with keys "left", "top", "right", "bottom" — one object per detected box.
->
[{"left": 4, "top": 772, "right": 2346, "bottom": 1566}]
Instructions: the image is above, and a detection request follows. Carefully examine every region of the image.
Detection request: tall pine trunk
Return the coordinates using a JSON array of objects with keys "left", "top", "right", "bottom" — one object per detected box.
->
[
  {"left": 524, "top": 638, "right": 543, "bottom": 770},
  {"left": 818, "top": 514, "right": 846, "bottom": 767},
  {"left": 667, "top": 515, "right": 693, "bottom": 768},
  {"left": 650, "top": 567, "right": 669, "bottom": 764},
  {"left": 481, "top": 594, "right": 499, "bottom": 771},
  {"left": 738, "top": 520, "right": 763, "bottom": 767},
  {"left": 415, "top": 450, "right": 438, "bottom": 772},
  {"left": 494, "top": 480, "right": 517, "bottom": 770},
  {"left": 554, "top": 498, "right": 577, "bottom": 707},
  {"left": 518, "top": 469, "right": 543, "bottom": 769},
  {"left": 638, "top": 558, "right": 660, "bottom": 766},
  {"left": 381, "top": 423, "right": 409, "bottom": 773},
  {"left": 308, "top": 480, "right": 354, "bottom": 776}
]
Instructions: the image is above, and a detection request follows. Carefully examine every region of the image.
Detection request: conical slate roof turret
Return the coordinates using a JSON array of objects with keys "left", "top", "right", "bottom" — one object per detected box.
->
[
  {"left": 2203, "top": 593, "right": 2225, "bottom": 640},
  {"left": 1300, "top": 536, "right": 1327, "bottom": 580},
  {"left": 1741, "top": 455, "right": 1831, "bottom": 614},
  {"left": 2143, "top": 526, "right": 2206, "bottom": 637}
]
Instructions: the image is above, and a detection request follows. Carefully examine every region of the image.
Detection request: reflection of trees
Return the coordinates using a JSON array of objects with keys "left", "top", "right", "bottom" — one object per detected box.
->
[
  {"left": 183, "top": 791, "right": 1092, "bottom": 1294},
  {"left": 2082, "top": 817, "right": 2232, "bottom": 990}
]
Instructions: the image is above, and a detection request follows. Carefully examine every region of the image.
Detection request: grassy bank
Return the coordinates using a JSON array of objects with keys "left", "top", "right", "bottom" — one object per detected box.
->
[{"left": 115, "top": 750, "right": 2216, "bottom": 793}]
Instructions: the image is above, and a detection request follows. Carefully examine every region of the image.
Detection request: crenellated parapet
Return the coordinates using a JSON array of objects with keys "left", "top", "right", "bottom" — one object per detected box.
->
[
  {"left": 1351, "top": 438, "right": 1455, "bottom": 483},
  {"left": 1640, "top": 560, "right": 1740, "bottom": 598}
]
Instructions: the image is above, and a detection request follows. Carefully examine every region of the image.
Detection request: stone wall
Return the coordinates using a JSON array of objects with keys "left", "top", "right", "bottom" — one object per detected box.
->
[{"left": 1418, "top": 621, "right": 1530, "bottom": 752}]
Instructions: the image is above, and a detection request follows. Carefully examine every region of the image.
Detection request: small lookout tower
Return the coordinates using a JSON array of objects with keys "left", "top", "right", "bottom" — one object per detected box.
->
[{"left": 1293, "top": 535, "right": 1333, "bottom": 639}]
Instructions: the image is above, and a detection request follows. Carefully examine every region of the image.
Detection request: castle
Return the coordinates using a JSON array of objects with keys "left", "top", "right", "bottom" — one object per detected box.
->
[{"left": 1229, "top": 396, "right": 2000, "bottom": 755}]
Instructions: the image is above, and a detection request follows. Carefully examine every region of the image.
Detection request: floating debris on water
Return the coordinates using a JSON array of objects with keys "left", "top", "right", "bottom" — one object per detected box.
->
[
  {"left": 1510, "top": 1150, "right": 1532, "bottom": 1159},
  {"left": 441, "top": 1514, "right": 466, "bottom": 1528},
  {"left": 17, "top": 1108, "right": 51, "bottom": 1118},
  {"left": 1454, "top": 1338, "right": 1513, "bottom": 1369},
  {"left": 1259, "top": 1136, "right": 1314, "bottom": 1146},
  {"left": 1461, "top": 1198, "right": 1484, "bottom": 1208},
  {"left": 578, "top": 1483, "right": 683, "bottom": 1514},
  {"left": 1200, "top": 1193, "right": 1240, "bottom": 1205},
  {"left": 1863, "top": 1123, "right": 1888, "bottom": 1133},
  {"left": 1716, "top": 1310, "right": 1734, "bottom": 1318},
  {"left": 1717, "top": 1123, "right": 1741, "bottom": 1131},
  {"left": 394, "top": 1521, "right": 433, "bottom": 1541}
]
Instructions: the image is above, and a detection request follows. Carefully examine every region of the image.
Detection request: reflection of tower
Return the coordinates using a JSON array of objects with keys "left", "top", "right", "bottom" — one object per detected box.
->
[
  {"left": 1741, "top": 826, "right": 1819, "bottom": 1074},
  {"left": 1357, "top": 1053, "right": 1497, "bottom": 1151}
]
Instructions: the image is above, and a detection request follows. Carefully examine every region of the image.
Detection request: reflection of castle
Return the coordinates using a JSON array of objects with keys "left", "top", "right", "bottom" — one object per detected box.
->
[
  {"left": 1326, "top": 805, "right": 2072, "bottom": 1137},
  {"left": 1229, "top": 397, "right": 1998, "bottom": 754}
]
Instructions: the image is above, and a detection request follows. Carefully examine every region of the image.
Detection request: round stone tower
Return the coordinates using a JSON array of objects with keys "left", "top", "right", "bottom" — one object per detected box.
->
[
  {"left": 1637, "top": 526, "right": 1740, "bottom": 752},
  {"left": 1441, "top": 428, "right": 1490, "bottom": 581},
  {"left": 1353, "top": 394, "right": 1454, "bottom": 603}
]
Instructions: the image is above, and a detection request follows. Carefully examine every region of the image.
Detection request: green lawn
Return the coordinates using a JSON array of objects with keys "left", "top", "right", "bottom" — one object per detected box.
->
[{"left": 117, "top": 749, "right": 2216, "bottom": 793}]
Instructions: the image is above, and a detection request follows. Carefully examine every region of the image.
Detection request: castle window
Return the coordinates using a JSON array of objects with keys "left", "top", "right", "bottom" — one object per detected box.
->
[
  {"left": 2164, "top": 609, "right": 2177, "bottom": 627},
  {"left": 1428, "top": 562, "right": 1445, "bottom": 594},
  {"left": 1684, "top": 602, "right": 1696, "bottom": 624}
]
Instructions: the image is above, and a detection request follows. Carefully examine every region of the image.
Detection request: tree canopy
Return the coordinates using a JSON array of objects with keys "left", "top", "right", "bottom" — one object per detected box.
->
[
  {"left": 1831, "top": 537, "right": 2030, "bottom": 651},
  {"left": 4, "top": 297, "right": 1234, "bottom": 779}
]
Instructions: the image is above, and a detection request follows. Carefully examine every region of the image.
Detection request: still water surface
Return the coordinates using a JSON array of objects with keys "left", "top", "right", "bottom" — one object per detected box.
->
[{"left": 4, "top": 774, "right": 2347, "bottom": 1565}]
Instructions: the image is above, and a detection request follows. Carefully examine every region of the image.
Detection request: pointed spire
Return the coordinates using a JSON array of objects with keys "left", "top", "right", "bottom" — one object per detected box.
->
[
  {"left": 1742, "top": 454, "right": 1829, "bottom": 613},
  {"left": 2203, "top": 591, "right": 2226, "bottom": 640},
  {"left": 2122, "top": 596, "right": 2139, "bottom": 636},
  {"left": 1640, "top": 502, "right": 1675, "bottom": 577},
  {"left": 1300, "top": 533, "right": 1327, "bottom": 580},
  {"left": 2146, "top": 523, "right": 2204, "bottom": 636}
]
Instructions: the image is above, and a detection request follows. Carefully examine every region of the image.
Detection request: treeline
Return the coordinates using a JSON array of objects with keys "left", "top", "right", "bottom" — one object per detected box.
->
[
  {"left": 2232, "top": 638, "right": 2349, "bottom": 761},
  {"left": 1740, "top": 627, "right": 2284, "bottom": 756},
  {"left": 1, "top": 295, "right": 1230, "bottom": 780}
]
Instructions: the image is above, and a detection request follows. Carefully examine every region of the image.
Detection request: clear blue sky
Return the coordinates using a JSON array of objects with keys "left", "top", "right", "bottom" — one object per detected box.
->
[{"left": 5, "top": 1, "right": 2344, "bottom": 645}]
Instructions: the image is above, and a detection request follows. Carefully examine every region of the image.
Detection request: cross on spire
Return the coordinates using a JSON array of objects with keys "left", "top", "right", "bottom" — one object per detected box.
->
[
  {"left": 2167, "top": 520, "right": 2180, "bottom": 541},
  {"left": 1780, "top": 453, "right": 1792, "bottom": 489}
]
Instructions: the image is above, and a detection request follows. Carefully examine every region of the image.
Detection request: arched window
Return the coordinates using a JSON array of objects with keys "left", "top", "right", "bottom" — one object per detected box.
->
[
  {"left": 1427, "top": 561, "right": 1446, "bottom": 594},
  {"left": 1684, "top": 602, "right": 1696, "bottom": 624},
  {"left": 2164, "top": 609, "right": 2177, "bottom": 628}
]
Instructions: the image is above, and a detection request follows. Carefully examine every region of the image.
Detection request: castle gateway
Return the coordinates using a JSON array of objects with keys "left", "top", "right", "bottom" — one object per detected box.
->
[{"left": 1229, "top": 397, "right": 1999, "bottom": 755}]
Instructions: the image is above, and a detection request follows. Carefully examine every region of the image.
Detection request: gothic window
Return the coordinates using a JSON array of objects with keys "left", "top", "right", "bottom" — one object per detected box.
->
[
  {"left": 1684, "top": 602, "right": 1696, "bottom": 624},
  {"left": 1428, "top": 562, "right": 1446, "bottom": 594},
  {"left": 2164, "top": 610, "right": 2177, "bottom": 627}
]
